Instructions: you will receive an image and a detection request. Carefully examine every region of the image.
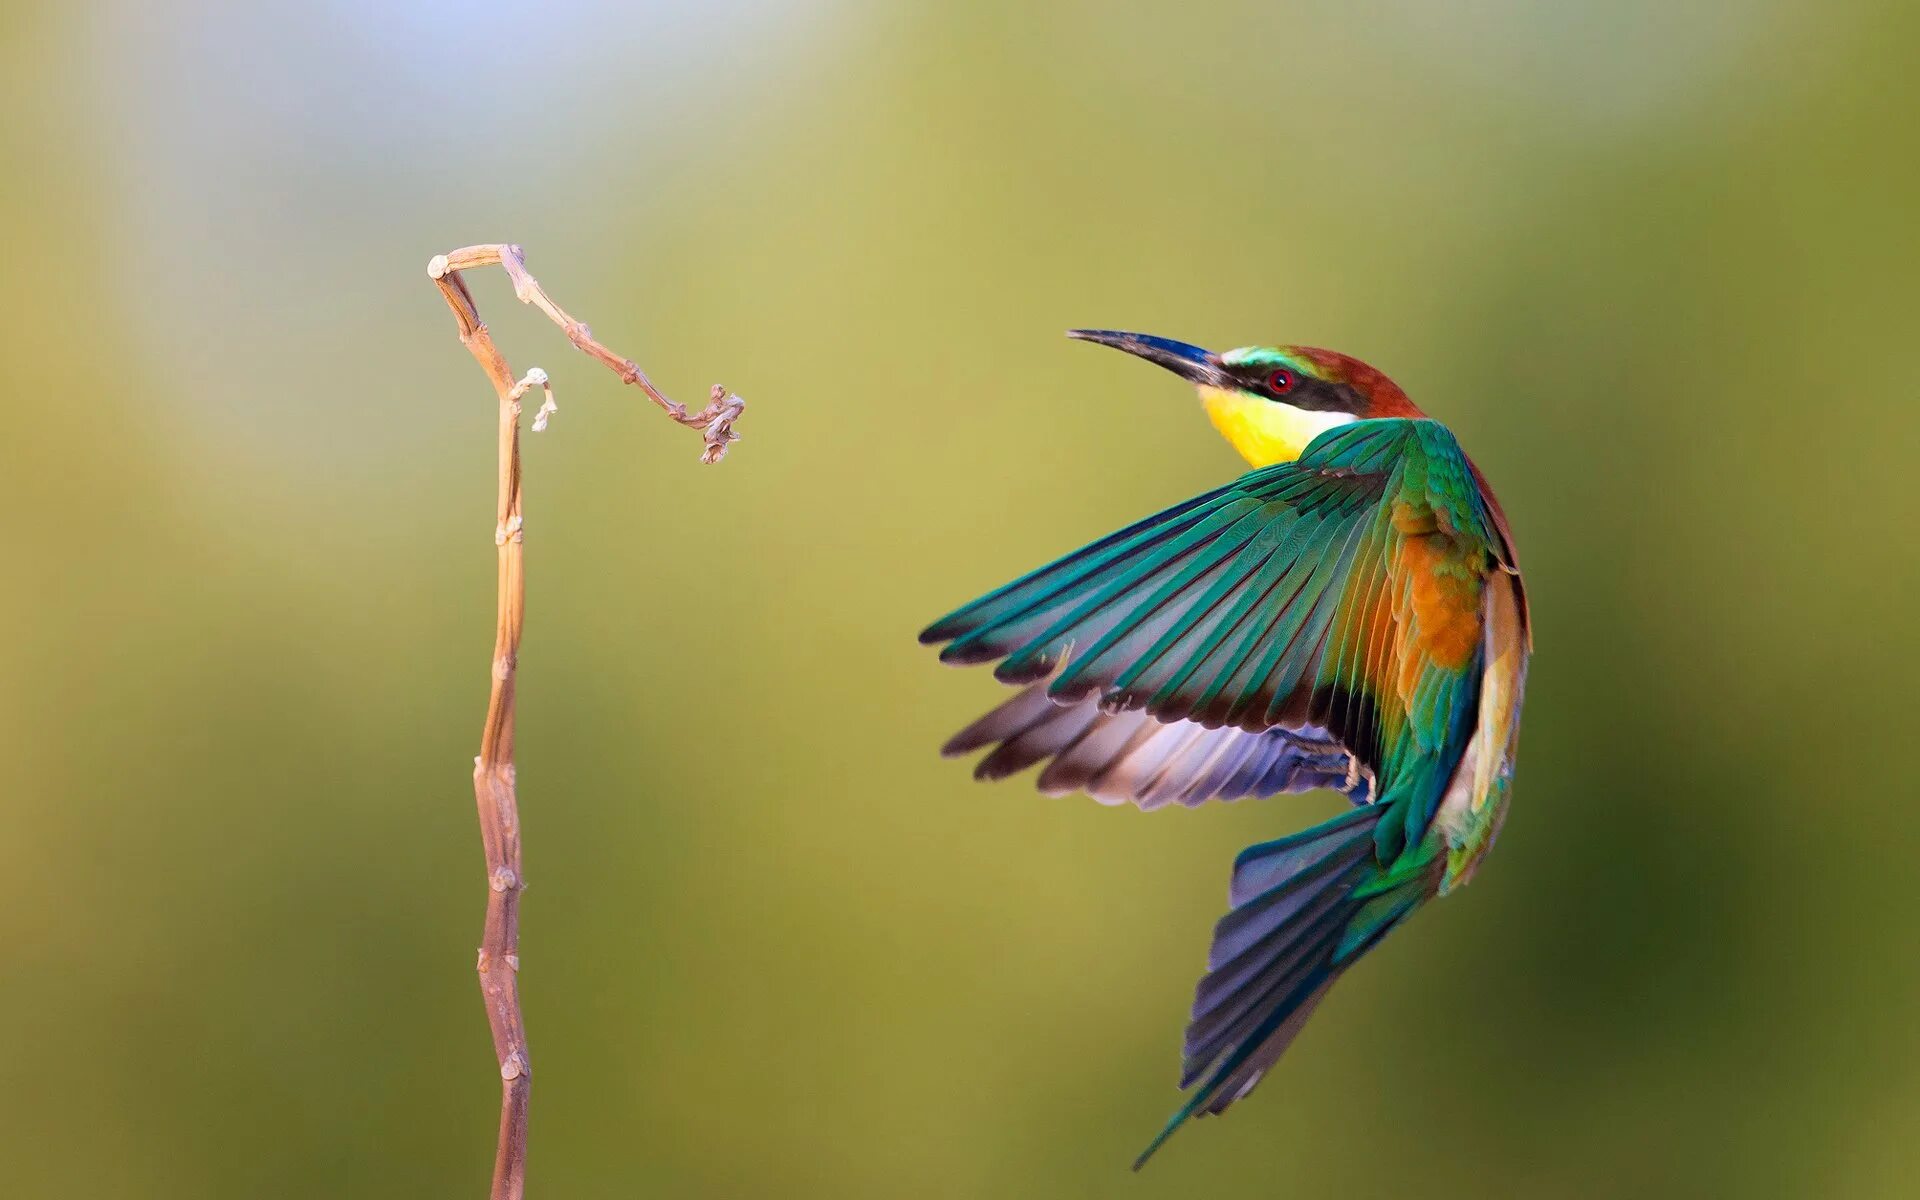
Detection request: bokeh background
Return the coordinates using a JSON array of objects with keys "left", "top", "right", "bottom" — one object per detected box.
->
[{"left": 4, "top": 1, "right": 1917, "bottom": 1196}]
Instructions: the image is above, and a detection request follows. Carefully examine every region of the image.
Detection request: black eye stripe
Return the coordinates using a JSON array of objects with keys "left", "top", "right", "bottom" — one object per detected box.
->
[{"left": 1230, "top": 365, "right": 1350, "bottom": 413}]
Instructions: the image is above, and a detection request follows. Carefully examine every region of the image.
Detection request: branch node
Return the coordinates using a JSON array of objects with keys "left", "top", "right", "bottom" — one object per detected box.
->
[
  {"left": 490, "top": 867, "right": 519, "bottom": 893},
  {"left": 507, "top": 368, "right": 548, "bottom": 402},
  {"left": 501, "top": 1053, "right": 528, "bottom": 1082},
  {"left": 427, "top": 254, "right": 452, "bottom": 280}
]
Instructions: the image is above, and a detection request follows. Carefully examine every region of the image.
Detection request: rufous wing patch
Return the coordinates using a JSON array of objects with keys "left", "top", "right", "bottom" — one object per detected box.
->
[{"left": 1392, "top": 522, "right": 1485, "bottom": 711}]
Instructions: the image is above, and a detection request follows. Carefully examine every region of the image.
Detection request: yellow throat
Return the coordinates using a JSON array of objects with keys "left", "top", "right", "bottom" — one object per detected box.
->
[{"left": 1198, "top": 386, "right": 1357, "bottom": 467}]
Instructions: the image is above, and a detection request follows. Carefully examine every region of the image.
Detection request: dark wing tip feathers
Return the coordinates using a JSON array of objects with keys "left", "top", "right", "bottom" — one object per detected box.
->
[
  {"left": 937, "top": 642, "right": 1004, "bottom": 667},
  {"left": 921, "top": 605, "right": 995, "bottom": 648},
  {"left": 992, "top": 657, "right": 1057, "bottom": 685},
  {"left": 919, "top": 609, "right": 973, "bottom": 645}
]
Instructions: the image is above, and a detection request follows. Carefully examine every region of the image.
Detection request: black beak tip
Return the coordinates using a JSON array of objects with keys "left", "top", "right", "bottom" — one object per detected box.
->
[{"left": 1064, "top": 329, "right": 1219, "bottom": 382}]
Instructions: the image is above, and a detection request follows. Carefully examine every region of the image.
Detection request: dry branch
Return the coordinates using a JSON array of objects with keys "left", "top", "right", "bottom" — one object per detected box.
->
[{"left": 427, "top": 243, "right": 744, "bottom": 1200}]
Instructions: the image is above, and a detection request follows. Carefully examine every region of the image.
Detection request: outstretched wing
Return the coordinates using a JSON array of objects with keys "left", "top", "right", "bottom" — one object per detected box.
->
[{"left": 921, "top": 418, "right": 1508, "bottom": 851}]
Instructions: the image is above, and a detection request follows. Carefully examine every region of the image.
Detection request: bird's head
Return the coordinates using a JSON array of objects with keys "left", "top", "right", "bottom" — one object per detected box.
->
[{"left": 1067, "top": 330, "right": 1423, "bottom": 468}]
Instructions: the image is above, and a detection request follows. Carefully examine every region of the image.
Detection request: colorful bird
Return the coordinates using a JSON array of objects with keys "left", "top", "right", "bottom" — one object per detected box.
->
[{"left": 920, "top": 331, "right": 1531, "bottom": 1167}]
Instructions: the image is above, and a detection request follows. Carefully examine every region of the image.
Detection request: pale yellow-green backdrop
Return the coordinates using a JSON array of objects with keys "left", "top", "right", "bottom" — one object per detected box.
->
[{"left": 3, "top": 1, "right": 1916, "bottom": 1196}]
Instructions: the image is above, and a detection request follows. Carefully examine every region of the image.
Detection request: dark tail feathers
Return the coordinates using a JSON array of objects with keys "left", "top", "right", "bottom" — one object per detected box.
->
[{"left": 1134, "top": 804, "right": 1426, "bottom": 1169}]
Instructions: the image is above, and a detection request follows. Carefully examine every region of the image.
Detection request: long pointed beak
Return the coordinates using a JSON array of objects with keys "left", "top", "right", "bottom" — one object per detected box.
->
[{"left": 1067, "top": 329, "right": 1231, "bottom": 389}]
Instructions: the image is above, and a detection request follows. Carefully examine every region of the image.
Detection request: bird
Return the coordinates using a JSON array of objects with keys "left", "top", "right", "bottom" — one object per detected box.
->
[{"left": 919, "top": 330, "right": 1531, "bottom": 1168}]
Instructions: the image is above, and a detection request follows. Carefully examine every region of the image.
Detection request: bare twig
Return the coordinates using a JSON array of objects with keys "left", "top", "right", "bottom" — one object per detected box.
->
[
  {"left": 430, "top": 243, "right": 745, "bottom": 463},
  {"left": 427, "top": 243, "right": 745, "bottom": 1200}
]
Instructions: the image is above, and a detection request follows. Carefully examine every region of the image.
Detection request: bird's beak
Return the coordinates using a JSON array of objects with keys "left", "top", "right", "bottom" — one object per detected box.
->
[{"left": 1067, "top": 329, "right": 1231, "bottom": 389}]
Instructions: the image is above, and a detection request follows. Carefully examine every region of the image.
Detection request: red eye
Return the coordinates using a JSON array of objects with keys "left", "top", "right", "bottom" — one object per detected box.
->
[{"left": 1268, "top": 370, "right": 1296, "bottom": 395}]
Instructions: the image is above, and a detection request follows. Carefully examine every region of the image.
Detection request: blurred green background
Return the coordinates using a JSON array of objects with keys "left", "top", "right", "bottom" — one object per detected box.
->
[{"left": 4, "top": 0, "right": 1917, "bottom": 1195}]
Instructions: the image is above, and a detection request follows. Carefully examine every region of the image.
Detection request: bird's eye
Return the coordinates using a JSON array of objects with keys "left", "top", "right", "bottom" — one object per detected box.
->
[{"left": 1267, "top": 370, "right": 1296, "bottom": 395}]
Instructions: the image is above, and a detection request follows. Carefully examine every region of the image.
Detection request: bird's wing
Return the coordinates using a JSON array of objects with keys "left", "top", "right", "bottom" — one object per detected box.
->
[
  {"left": 941, "top": 683, "right": 1372, "bottom": 810},
  {"left": 921, "top": 418, "right": 1506, "bottom": 844}
]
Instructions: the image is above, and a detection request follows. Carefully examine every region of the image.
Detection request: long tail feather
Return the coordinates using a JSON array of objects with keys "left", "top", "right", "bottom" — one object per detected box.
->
[{"left": 1135, "top": 804, "right": 1430, "bottom": 1169}]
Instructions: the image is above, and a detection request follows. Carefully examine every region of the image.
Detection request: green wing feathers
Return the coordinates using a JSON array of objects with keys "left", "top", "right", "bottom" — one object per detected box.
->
[{"left": 923, "top": 418, "right": 1505, "bottom": 828}]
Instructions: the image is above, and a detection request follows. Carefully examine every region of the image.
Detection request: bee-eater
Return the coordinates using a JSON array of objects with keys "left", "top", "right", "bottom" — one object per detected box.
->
[{"left": 920, "top": 331, "right": 1531, "bottom": 1168}]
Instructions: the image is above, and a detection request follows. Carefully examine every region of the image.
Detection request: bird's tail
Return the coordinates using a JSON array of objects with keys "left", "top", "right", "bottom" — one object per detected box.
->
[{"left": 1133, "top": 804, "right": 1429, "bottom": 1170}]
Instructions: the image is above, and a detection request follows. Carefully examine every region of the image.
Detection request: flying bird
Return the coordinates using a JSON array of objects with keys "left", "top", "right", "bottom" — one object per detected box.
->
[{"left": 919, "top": 331, "right": 1531, "bottom": 1167}]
